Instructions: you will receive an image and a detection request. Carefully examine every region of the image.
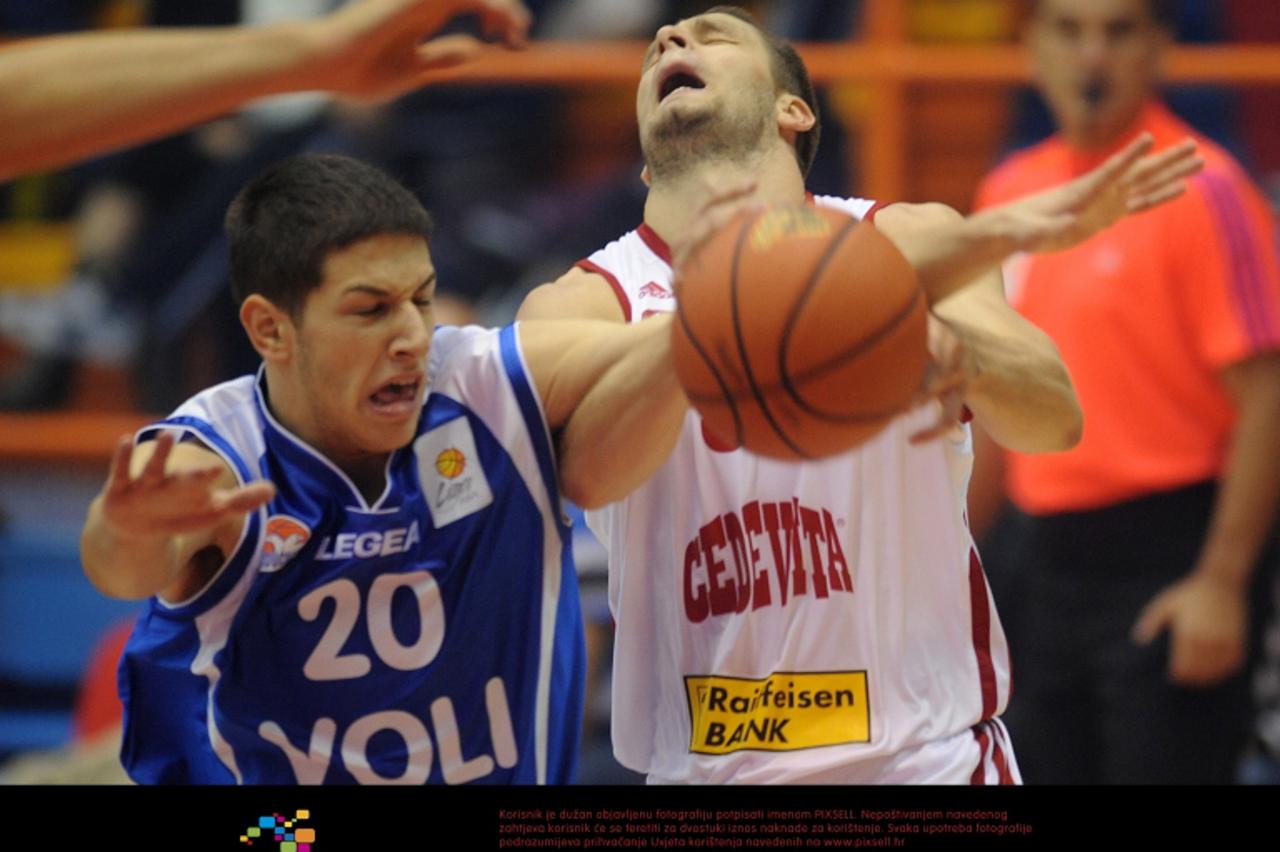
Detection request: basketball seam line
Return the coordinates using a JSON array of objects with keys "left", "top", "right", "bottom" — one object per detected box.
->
[
  {"left": 675, "top": 241, "right": 745, "bottom": 449},
  {"left": 777, "top": 217, "right": 924, "bottom": 422},
  {"left": 729, "top": 211, "right": 812, "bottom": 460}
]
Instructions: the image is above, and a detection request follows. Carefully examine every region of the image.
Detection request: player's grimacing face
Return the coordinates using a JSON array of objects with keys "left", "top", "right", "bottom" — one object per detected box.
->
[
  {"left": 1030, "top": 0, "right": 1167, "bottom": 147},
  {"left": 637, "top": 13, "right": 778, "bottom": 148},
  {"left": 290, "top": 234, "right": 435, "bottom": 463}
]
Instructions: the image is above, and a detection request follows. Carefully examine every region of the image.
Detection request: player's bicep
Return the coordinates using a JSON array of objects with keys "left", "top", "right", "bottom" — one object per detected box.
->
[
  {"left": 517, "top": 267, "right": 627, "bottom": 322},
  {"left": 518, "top": 319, "right": 620, "bottom": 430}
]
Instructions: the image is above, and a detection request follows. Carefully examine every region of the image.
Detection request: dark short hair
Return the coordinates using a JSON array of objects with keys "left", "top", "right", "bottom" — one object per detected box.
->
[
  {"left": 704, "top": 5, "right": 821, "bottom": 178},
  {"left": 1033, "top": 0, "right": 1178, "bottom": 29},
  {"left": 225, "top": 154, "right": 433, "bottom": 318}
]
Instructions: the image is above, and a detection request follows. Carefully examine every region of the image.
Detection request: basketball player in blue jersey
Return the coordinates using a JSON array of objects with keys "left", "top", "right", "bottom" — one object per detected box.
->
[{"left": 79, "top": 152, "right": 694, "bottom": 785}]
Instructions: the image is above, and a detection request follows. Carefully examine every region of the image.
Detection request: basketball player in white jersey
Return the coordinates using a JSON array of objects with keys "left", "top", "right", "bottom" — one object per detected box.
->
[{"left": 519, "top": 6, "right": 1202, "bottom": 783}]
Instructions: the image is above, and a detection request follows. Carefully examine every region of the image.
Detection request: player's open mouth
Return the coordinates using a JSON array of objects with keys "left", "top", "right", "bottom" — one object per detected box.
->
[
  {"left": 658, "top": 65, "right": 706, "bottom": 102},
  {"left": 369, "top": 377, "right": 422, "bottom": 416}
]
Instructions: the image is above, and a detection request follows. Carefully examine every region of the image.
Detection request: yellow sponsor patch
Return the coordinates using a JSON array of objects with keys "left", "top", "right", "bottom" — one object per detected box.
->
[
  {"left": 748, "top": 207, "right": 832, "bottom": 252},
  {"left": 684, "top": 671, "right": 870, "bottom": 755}
]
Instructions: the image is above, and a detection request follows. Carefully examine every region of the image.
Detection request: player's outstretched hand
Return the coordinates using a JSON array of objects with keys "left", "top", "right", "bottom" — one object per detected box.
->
[
  {"left": 101, "top": 432, "right": 275, "bottom": 539},
  {"left": 313, "top": 0, "right": 533, "bottom": 99},
  {"left": 981, "top": 134, "right": 1203, "bottom": 255},
  {"left": 1132, "top": 572, "right": 1248, "bottom": 686}
]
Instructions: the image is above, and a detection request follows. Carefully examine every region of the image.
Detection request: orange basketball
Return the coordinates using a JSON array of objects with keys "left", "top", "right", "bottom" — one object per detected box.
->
[
  {"left": 672, "top": 205, "right": 928, "bottom": 460},
  {"left": 434, "top": 447, "right": 466, "bottom": 479}
]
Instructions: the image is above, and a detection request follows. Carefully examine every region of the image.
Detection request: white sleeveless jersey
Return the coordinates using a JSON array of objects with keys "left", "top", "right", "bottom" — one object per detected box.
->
[{"left": 579, "top": 195, "right": 1016, "bottom": 784}]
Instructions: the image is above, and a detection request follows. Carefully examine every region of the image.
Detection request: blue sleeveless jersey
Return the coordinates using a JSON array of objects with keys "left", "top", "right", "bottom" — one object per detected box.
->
[{"left": 117, "top": 325, "right": 584, "bottom": 784}]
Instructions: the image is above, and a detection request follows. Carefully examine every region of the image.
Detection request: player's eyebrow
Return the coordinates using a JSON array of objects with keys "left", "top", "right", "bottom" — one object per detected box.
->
[
  {"left": 690, "top": 17, "right": 735, "bottom": 39},
  {"left": 341, "top": 271, "right": 437, "bottom": 299},
  {"left": 342, "top": 283, "right": 392, "bottom": 297}
]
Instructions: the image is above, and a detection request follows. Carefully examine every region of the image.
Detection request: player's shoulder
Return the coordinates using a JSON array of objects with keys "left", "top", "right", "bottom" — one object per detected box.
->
[
  {"left": 148, "top": 375, "right": 260, "bottom": 455},
  {"left": 519, "top": 264, "right": 628, "bottom": 322},
  {"left": 165, "top": 374, "right": 258, "bottom": 424},
  {"left": 428, "top": 323, "right": 501, "bottom": 377},
  {"left": 520, "top": 229, "right": 650, "bottom": 323}
]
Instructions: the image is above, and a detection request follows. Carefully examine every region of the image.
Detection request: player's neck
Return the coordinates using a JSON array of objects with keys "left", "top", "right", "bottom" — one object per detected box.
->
[
  {"left": 262, "top": 370, "right": 392, "bottom": 503},
  {"left": 643, "top": 154, "right": 806, "bottom": 251}
]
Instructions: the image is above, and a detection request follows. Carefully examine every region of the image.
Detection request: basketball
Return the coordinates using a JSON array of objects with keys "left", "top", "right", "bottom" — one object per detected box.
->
[
  {"left": 435, "top": 447, "right": 466, "bottom": 479},
  {"left": 672, "top": 205, "right": 929, "bottom": 460}
]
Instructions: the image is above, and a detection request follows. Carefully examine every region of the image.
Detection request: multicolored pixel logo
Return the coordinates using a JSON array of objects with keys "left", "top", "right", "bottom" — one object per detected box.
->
[{"left": 239, "top": 810, "right": 316, "bottom": 850}]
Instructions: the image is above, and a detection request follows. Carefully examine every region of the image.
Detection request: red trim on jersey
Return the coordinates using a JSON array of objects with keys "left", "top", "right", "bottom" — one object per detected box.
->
[
  {"left": 864, "top": 200, "right": 890, "bottom": 223},
  {"left": 991, "top": 734, "right": 1014, "bottom": 784},
  {"left": 968, "top": 547, "right": 999, "bottom": 719},
  {"left": 575, "top": 258, "right": 632, "bottom": 323},
  {"left": 969, "top": 726, "right": 991, "bottom": 784},
  {"left": 636, "top": 223, "right": 673, "bottom": 266},
  {"left": 969, "top": 721, "right": 1015, "bottom": 785}
]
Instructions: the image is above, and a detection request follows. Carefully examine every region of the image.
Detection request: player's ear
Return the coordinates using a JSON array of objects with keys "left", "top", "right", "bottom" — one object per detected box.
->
[
  {"left": 240, "top": 294, "right": 294, "bottom": 363},
  {"left": 641, "top": 164, "right": 652, "bottom": 187},
  {"left": 776, "top": 93, "right": 815, "bottom": 136}
]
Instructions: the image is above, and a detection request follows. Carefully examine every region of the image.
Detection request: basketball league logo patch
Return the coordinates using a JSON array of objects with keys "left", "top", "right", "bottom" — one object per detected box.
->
[
  {"left": 415, "top": 418, "right": 494, "bottom": 528},
  {"left": 261, "top": 515, "right": 311, "bottom": 573}
]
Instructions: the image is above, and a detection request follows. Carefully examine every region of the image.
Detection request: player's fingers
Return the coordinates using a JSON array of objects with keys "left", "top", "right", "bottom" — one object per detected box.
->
[
  {"left": 105, "top": 435, "right": 135, "bottom": 491},
  {"left": 1072, "top": 133, "right": 1154, "bottom": 201},
  {"left": 698, "top": 180, "right": 759, "bottom": 214},
  {"left": 169, "top": 465, "right": 225, "bottom": 492},
  {"left": 1127, "top": 154, "right": 1203, "bottom": 198},
  {"left": 1131, "top": 592, "right": 1173, "bottom": 644},
  {"left": 211, "top": 481, "right": 277, "bottom": 516},
  {"left": 138, "top": 432, "right": 175, "bottom": 485},
  {"left": 676, "top": 198, "right": 762, "bottom": 270},
  {"left": 909, "top": 390, "right": 963, "bottom": 444},
  {"left": 1126, "top": 182, "right": 1187, "bottom": 214},
  {"left": 1123, "top": 138, "right": 1198, "bottom": 185},
  {"left": 415, "top": 34, "right": 483, "bottom": 71},
  {"left": 476, "top": 0, "right": 532, "bottom": 47}
]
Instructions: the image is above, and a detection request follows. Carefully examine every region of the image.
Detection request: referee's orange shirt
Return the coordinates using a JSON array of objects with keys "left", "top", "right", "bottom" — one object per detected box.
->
[{"left": 976, "top": 102, "right": 1280, "bottom": 515}]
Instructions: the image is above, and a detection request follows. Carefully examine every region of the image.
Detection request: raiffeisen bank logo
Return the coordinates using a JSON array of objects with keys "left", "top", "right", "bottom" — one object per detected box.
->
[{"left": 239, "top": 810, "right": 316, "bottom": 850}]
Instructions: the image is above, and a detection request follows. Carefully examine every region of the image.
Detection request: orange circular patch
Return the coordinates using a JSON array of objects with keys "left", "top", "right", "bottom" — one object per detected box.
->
[{"left": 435, "top": 447, "right": 466, "bottom": 479}]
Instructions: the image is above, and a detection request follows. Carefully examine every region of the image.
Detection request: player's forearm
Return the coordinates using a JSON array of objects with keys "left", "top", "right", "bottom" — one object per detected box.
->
[
  {"left": 81, "top": 495, "right": 185, "bottom": 600},
  {"left": 0, "top": 23, "right": 322, "bottom": 180},
  {"left": 1192, "top": 360, "right": 1280, "bottom": 591},
  {"left": 937, "top": 296, "right": 1082, "bottom": 454},
  {"left": 556, "top": 321, "right": 687, "bottom": 509},
  {"left": 892, "top": 214, "right": 1022, "bottom": 305}
]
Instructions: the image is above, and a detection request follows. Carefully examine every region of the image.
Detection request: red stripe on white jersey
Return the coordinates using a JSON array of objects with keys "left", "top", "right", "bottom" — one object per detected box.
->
[
  {"left": 636, "top": 223, "right": 673, "bottom": 266},
  {"left": 864, "top": 200, "right": 892, "bottom": 223},
  {"left": 575, "top": 258, "right": 632, "bottom": 323},
  {"left": 968, "top": 547, "right": 999, "bottom": 719},
  {"left": 970, "top": 719, "right": 1019, "bottom": 784}
]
